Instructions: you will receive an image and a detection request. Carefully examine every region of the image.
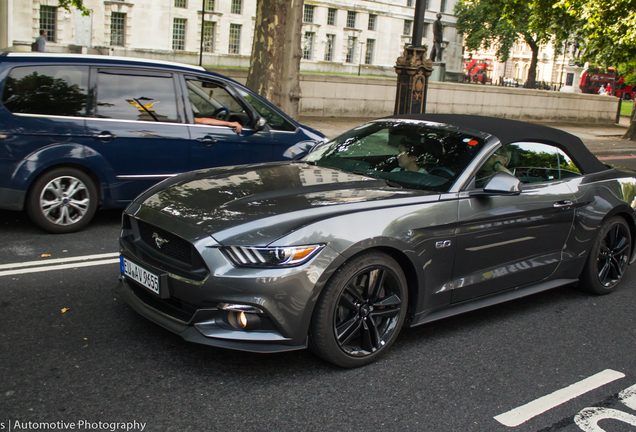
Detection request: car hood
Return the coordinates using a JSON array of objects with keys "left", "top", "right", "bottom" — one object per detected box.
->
[{"left": 135, "top": 162, "right": 439, "bottom": 245}]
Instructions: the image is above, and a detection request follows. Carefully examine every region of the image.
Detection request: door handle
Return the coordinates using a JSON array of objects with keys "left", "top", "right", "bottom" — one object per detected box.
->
[
  {"left": 196, "top": 136, "right": 217, "bottom": 145},
  {"left": 553, "top": 200, "right": 573, "bottom": 208},
  {"left": 92, "top": 132, "right": 116, "bottom": 141}
]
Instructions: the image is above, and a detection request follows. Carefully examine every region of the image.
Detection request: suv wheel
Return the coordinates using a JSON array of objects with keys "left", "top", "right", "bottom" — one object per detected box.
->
[{"left": 26, "top": 167, "right": 98, "bottom": 234}]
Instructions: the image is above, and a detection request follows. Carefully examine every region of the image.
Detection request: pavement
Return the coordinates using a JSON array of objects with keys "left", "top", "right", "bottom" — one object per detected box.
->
[{"left": 299, "top": 114, "right": 636, "bottom": 158}]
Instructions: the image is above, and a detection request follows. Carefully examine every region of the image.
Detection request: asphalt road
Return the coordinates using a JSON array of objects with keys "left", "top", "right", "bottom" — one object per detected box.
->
[{"left": 2, "top": 201, "right": 636, "bottom": 432}]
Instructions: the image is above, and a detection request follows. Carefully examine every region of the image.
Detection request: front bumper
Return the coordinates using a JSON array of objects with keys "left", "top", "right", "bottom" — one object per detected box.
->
[{"left": 115, "top": 276, "right": 308, "bottom": 353}]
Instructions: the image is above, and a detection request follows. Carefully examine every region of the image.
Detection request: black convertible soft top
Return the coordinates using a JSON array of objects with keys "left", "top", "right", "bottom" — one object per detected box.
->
[{"left": 385, "top": 113, "right": 609, "bottom": 174}]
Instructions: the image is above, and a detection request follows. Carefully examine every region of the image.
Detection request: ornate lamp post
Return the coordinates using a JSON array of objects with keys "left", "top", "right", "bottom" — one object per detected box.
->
[{"left": 394, "top": 0, "right": 434, "bottom": 114}]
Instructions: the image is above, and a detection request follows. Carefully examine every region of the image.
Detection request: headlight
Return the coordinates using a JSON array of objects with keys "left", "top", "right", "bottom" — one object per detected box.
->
[{"left": 223, "top": 245, "right": 323, "bottom": 268}]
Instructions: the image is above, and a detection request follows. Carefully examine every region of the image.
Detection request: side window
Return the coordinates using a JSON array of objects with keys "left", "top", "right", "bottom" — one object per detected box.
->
[
  {"left": 234, "top": 87, "right": 296, "bottom": 132},
  {"left": 476, "top": 142, "right": 582, "bottom": 187},
  {"left": 1, "top": 65, "right": 88, "bottom": 116},
  {"left": 95, "top": 71, "right": 180, "bottom": 122},
  {"left": 185, "top": 79, "right": 250, "bottom": 126}
]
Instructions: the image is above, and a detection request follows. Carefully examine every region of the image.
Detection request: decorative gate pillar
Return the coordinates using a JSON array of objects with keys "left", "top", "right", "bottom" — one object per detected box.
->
[{"left": 394, "top": 44, "right": 434, "bottom": 115}]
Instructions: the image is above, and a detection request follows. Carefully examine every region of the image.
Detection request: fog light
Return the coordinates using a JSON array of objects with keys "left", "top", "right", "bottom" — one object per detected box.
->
[{"left": 228, "top": 311, "right": 261, "bottom": 330}]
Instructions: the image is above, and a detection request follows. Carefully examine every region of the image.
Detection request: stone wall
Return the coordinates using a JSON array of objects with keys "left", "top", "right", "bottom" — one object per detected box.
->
[{"left": 213, "top": 68, "right": 618, "bottom": 124}]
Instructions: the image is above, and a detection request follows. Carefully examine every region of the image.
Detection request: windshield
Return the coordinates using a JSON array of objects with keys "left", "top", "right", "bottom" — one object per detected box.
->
[{"left": 304, "top": 121, "right": 485, "bottom": 192}]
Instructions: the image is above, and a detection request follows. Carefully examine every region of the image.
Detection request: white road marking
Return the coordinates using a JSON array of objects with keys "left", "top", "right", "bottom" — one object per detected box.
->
[
  {"left": 0, "top": 253, "right": 120, "bottom": 277},
  {"left": 619, "top": 383, "right": 636, "bottom": 410},
  {"left": 574, "top": 407, "right": 636, "bottom": 431},
  {"left": 0, "top": 252, "right": 119, "bottom": 270},
  {"left": 494, "top": 369, "right": 625, "bottom": 428}
]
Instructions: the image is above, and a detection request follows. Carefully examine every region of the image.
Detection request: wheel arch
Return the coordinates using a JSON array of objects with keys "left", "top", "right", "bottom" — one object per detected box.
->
[
  {"left": 25, "top": 162, "right": 104, "bottom": 208},
  {"left": 599, "top": 206, "right": 636, "bottom": 264},
  {"left": 310, "top": 244, "right": 422, "bottom": 328}
]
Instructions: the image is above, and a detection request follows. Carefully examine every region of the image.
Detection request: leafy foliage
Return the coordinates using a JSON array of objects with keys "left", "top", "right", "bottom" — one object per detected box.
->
[
  {"left": 556, "top": 0, "right": 636, "bottom": 87},
  {"left": 58, "top": 0, "right": 91, "bottom": 16},
  {"left": 455, "top": 0, "right": 576, "bottom": 87}
]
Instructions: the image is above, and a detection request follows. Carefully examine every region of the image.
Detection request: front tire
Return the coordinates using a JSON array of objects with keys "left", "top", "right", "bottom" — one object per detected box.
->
[
  {"left": 310, "top": 252, "right": 408, "bottom": 368},
  {"left": 26, "top": 167, "right": 98, "bottom": 234},
  {"left": 579, "top": 216, "right": 631, "bottom": 295}
]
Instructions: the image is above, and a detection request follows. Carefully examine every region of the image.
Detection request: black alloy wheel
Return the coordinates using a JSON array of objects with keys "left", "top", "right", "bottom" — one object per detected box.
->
[
  {"left": 580, "top": 216, "right": 631, "bottom": 295},
  {"left": 310, "top": 252, "right": 408, "bottom": 368}
]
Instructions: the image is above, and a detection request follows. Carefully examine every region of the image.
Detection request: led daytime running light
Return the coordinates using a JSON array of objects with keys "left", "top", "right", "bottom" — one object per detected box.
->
[{"left": 224, "top": 245, "right": 323, "bottom": 267}]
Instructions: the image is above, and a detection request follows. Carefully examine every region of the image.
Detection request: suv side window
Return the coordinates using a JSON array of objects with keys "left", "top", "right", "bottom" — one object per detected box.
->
[
  {"left": 95, "top": 70, "right": 180, "bottom": 122},
  {"left": 234, "top": 87, "right": 296, "bottom": 132},
  {"left": 186, "top": 78, "right": 251, "bottom": 127},
  {"left": 1, "top": 65, "right": 88, "bottom": 116}
]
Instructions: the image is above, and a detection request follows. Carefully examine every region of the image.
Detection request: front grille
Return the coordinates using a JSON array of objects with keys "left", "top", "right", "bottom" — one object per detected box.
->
[{"left": 138, "top": 220, "right": 192, "bottom": 265}]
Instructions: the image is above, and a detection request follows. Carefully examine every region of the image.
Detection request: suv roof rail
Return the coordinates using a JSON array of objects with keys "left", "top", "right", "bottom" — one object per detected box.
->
[{"left": 4, "top": 52, "right": 205, "bottom": 71}]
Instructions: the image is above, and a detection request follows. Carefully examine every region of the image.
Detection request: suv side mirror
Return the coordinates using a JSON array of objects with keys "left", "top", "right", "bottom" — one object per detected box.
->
[
  {"left": 255, "top": 117, "right": 267, "bottom": 131},
  {"left": 470, "top": 172, "right": 522, "bottom": 196}
]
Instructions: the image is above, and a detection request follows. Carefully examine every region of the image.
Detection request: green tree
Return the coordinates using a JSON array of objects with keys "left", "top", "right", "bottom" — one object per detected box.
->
[
  {"left": 455, "top": 0, "right": 575, "bottom": 89},
  {"left": 58, "top": 0, "right": 91, "bottom": 16},
  {"left": 246, "top": 0, "right": 304, "bottom": 121},
  {"left": 556, "top": 0, "right": 636, "bottom": 140}
]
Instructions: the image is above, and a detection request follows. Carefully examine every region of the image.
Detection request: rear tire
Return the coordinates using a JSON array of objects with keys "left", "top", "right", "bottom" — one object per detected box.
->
[
  {"left": 26, "top": 167, "right": 98, "bottom": 234},
  {"left": 310, "top": 252, "right": 408, "bottom": 368},
  {"left": 579, "top": 216, "right": 631, "bottom": 295}
]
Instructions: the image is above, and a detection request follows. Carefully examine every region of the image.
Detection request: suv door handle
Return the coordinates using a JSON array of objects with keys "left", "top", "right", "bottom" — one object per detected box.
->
[
  {"left": 92, "top": 132, "right": 116, "bottom": 141},
  {"left": 553, "top": 200, "right": 573, "bottom": 208},
  {"left": 196, "top": 136, "right": 217, "bottom": 145}
]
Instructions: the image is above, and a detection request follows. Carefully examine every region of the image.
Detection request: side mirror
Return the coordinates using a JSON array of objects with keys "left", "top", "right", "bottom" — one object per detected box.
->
[
  {"left": 255, "top": 117, "right": 267, "bottom": 131},
  {"left": 470, "top": 172, "right": 521, "bottom": 196}
]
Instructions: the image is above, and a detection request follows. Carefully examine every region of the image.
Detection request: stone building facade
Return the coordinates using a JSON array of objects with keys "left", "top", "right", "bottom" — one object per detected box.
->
[{"left": 0, "top": 0, "right": 463, "bottom": 78}]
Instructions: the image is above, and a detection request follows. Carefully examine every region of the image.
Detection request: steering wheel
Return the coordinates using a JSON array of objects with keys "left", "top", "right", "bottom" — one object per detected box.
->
[
  {"left": 428, "top": 167, "right": 455, "bottom": 179},
  {"left": 212, "top": 107, "right": 230, "bottom": 121}
]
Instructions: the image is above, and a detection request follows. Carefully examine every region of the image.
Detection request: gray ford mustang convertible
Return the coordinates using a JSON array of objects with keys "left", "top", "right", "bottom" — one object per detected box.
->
[{"left": 115, "top": 114, "right": 636, "bottom": 367}]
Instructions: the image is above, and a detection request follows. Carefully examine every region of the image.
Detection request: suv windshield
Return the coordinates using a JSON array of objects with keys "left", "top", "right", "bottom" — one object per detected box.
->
[{"left": 304, "top": 121, "right": 485, "bottom": 192}]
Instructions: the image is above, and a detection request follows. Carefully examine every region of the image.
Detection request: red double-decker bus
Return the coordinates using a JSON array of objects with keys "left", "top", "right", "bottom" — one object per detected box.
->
[
  {"left": 463, "top": 58, "right": 493, "bottom": 84},
  {"left": 580, "top": 68, "right": 634, "bottom": 99}
]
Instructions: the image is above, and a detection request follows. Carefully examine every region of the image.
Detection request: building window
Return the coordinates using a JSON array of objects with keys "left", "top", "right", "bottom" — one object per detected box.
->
[
  {"left": 368, "top": 14, "right": 376, "bottom": 31},
  {"left": 229, "top": 23, "right": 241, "bottom": 53},
  {"left": 425, "top": 0, "right": 430, "bottom": 9},
  {"left": 403, "top": 19, "right": 412, "bottom": 36},
  {"left": 423, "top": 23, "right": 429, "bottom": 38},
  {"left": 327, "top": 8, "right": 337, "bottom": 25},
  {"left": 204, "top": 0, "right": 214, "bottom": 11},
  {"left": 202, "top": 21, "right": 215, "bottom": 52},
  {"left": 303, "top": 5, "right": 314, "bottom": 23},
  {"left": 346, "top": 36, "right": 356, "bottom": 63},
  {"left": 172, "top": 18, "right": 186, "bottom": 50},
  {"left": 440, "top": 0, "right": 446, "bottom": 12},
  {"left": 324, "top": 34, "right": 335, "bottom": 61},
  {"left": 365, "top": 39, "right": 375, "bottom": 64},
  {"left": 231, "top": 0, "right": 242, "bottom": 14},
  {"left": 174, "top": 0, "right": 186, "bottom": 7},
  {"left": 110, "top": 12, "right": 126, "bottom": 46},
  {"left": 407, "top": 0, "right": 414, "bottom": 6},
  {"left": 40, "top": 6, "right": 57, "bottom": 42},
  {"left": 303, "top": 32, "right": 314, "bottom": 60},
  {"left": 346, "top": 11, "right": 356, "bottom": 29}
]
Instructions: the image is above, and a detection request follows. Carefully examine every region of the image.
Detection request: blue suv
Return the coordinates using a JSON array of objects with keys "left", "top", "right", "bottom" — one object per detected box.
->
[{"left": 0, "top": 53, "right": 325, "bottom": 233}]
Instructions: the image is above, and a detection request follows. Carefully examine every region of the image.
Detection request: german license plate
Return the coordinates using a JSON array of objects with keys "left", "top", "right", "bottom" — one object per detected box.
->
[{"left": 121, "top": 256, "right": 159, "bottom": 295}]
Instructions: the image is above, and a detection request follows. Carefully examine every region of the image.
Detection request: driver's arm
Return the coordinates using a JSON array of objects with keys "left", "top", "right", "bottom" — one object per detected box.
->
[{"left": 194, "top": 117, "right": 242, "bottom": 133}]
